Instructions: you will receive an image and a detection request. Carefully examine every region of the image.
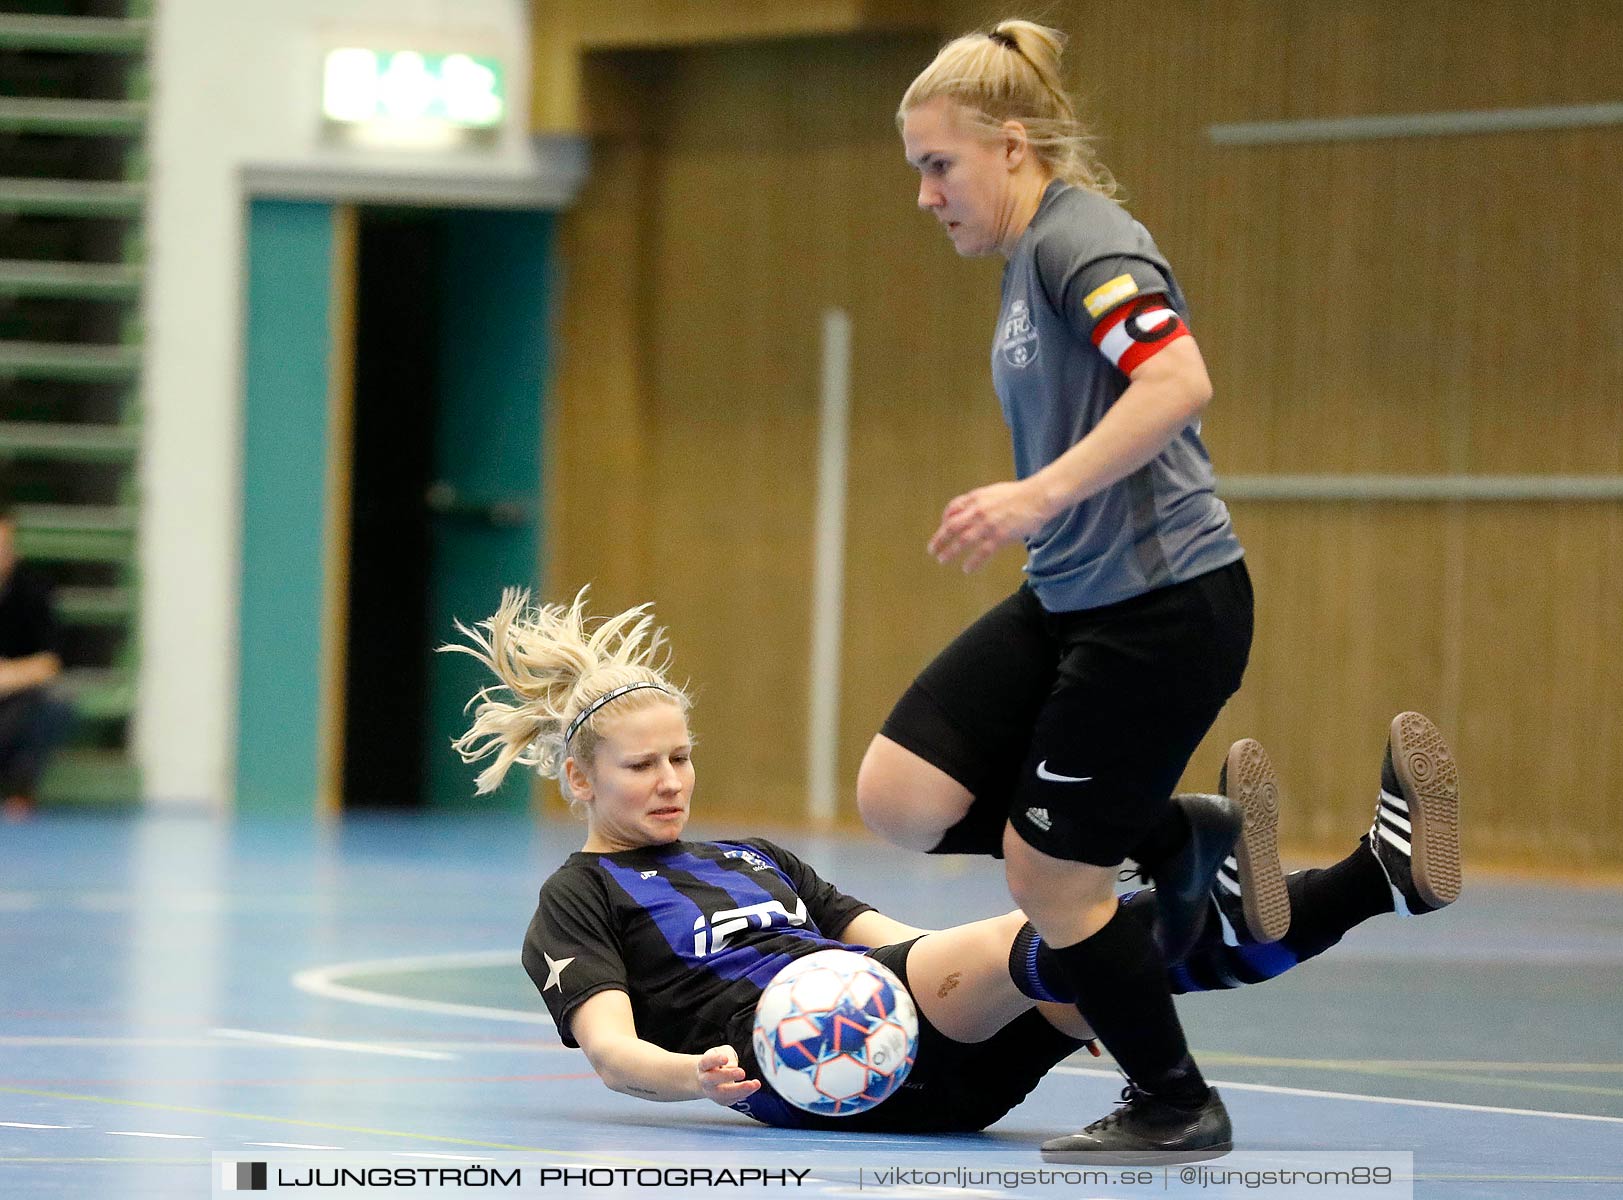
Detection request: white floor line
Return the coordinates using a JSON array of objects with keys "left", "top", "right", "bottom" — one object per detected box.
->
[
  {"left": 292, "top": 951, "right": 552, "bottom": 1026},
  {"left": 1054, "top": 1065, "right": 1623, "bottom": 1125},
  {"left": 291, "top": 952, "right": 1623, "bottom": 1129},
  {"left": 0, "top": 1122, "right": 72, "bottom": 1129},
  {"left": 209, "top": 1028, "right": 456, "bottom": 1061},
  {"left": 0, "top": 1035, "right": 567, "bottom": 1053},
  {"left": 0, "top": 1037, "right": 224, "bottom": 1048},
  {"left": 247, "top": 1142, "right": 343, "bottom": 1150},
  {"left": 367, "top": 1040, "right": 569, "bottom": 1053},
  {"left": 106, "top": 1131, "right": 203, "bottom": 1139}
]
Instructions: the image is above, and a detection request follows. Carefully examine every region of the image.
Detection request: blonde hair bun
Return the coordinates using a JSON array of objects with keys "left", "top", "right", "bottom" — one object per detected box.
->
[{"left": 899, "top": 18, "right": 1119, "bottom": 200}]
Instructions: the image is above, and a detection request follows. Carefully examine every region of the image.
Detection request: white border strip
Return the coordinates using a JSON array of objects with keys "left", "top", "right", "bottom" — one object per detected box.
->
[
  {"left": 291, "top": 950, "right": 554, "bottom": 1026},
  {"left": 806, "top": 308, "right": 853, "bottom": 825},
  {"left": 240, "top": 136, "right": 589, "bottom": 210},
  {"left": 1218, "top": 474, "right": 1623, "bottom": 502},
  {"left": 1209, "top": 102, "right": 1623, "bottom": 146}
]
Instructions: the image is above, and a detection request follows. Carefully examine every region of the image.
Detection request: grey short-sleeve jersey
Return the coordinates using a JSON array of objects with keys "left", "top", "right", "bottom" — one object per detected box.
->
[{"left": 992, "top": 181, "right": 1243, "bottom": 611}]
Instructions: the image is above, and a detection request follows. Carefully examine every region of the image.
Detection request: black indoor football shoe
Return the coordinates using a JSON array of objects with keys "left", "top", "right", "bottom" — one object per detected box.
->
[
  {"left": 1211, "top": 739, "right": 1292, "bottom": 945},
  {"left": 1040, "top": 1083, "right": 1233, "bottom": 1164},
  {"left": 1150, "top": 793, "right": 1242, "bottom": 964},
  {"left": 1370, "top": 711, "right": 1462, "bottom": 916}
]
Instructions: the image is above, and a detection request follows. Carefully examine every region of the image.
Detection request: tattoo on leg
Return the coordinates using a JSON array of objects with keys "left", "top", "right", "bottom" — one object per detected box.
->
[{"left": 937, "top": 971, "right": 962, "bottom": 998}]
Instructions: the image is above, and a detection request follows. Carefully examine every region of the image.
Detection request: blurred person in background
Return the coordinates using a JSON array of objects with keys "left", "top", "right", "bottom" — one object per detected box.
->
[{"left": 0, "top": 503, "right": 74, "bottom": 819}]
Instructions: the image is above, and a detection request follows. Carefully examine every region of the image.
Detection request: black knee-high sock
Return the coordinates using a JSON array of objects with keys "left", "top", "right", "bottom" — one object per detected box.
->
[
  {"left": 1279, "top": 835, "right": 1394, "bottom": 955},
  {"left": 1019, "top": 841, "right": 1396, "bottom": 1000},
  {"left": 1046, "top": 907, "right": 1209, "bottom": 1106},
  {"left": 1024, "top": 890, "right": 1248, "bottom": 998},
  {"left": 1171, "top": 839, "right": 1394, "bottom": 994},
  {"left": 1009, "top": 920, "right": 1074, "bottom": 1002}
]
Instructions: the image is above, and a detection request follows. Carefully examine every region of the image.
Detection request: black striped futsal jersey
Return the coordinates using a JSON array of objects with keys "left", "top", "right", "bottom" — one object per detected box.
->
[{"left": 523, "top": 839, "right": 875, "bottom": 1056}]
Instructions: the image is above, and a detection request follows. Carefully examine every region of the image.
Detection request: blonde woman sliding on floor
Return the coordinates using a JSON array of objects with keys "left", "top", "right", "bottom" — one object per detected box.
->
[{"left": 449, "top": 589, "right": 1462, "bottom": 1158}]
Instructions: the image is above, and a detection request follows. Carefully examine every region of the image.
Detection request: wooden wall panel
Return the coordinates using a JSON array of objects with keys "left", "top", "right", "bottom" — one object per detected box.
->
[
  {"left": 639, "top": 34, "right": 1026, "bottom": 820},
  {"left": 1452, "top": 502, "right": 1623, "bottom": 867},
  {"left": 552, "top": 33, "right": 1000, "bottom": 821},
  {"left": 546, "top": 2, "right": 1623, "bottom": 865},
  {"left": 1212, "top": 500, "right": 1623, "bottom": 869},
  {"left": 971, "top": 0, "right": 1623, "bottom": 480},
  {"left": 1195, "top": 503, "right": 1456, "bottom": 848},
  {"left": 548, "top": 133, "right": 657, "bottom": 619}
]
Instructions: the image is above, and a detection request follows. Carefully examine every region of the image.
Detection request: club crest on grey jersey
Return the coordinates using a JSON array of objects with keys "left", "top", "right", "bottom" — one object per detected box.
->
[
  {"left": 1000, "top": 297, "right": 1039, "bottom": 368},
  {"left": 989, "top": 180, "right": 1243, "bottom": 611}
]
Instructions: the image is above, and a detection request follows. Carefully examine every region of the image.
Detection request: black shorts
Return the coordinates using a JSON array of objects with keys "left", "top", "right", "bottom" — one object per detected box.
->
[
  {"left": 879, "top": 560, "right": 1253, "bottom": 866},
  {"left": 731, "top": 938, "right": 1087, "bottom": 1133}
]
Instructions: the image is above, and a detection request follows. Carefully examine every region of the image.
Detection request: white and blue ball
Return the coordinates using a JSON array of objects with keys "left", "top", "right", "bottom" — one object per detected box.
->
[{"left": 751, "top": 949, "right": 918, "bottom": 1117}]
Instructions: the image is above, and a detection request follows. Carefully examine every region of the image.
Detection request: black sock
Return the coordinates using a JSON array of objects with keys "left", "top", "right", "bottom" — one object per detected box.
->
[
  {"left": 1169, "top": 839, "right": 1395, "bottom": 994},
  {"left": 1279, "top": 836, "right": 1394, "bottom": 957},
  {"left": 1047, "top": 906, "right": 1209, "bottom": 1106},
  {"left": 1010, "top": 921, "right": 1074, "bottom": 1002},
  {"left": 1118, "top": 887, "right": 1158, "bottom": 932},
  {"left": 1130, "top": 804, "right": 1190, "bottom": 873},
  {"left": 1022, "top": 890, "right": 1172, "bottom": 1001},
  {"left": 1020, "top": 890, "right": 1166, "bottom": 1003}
]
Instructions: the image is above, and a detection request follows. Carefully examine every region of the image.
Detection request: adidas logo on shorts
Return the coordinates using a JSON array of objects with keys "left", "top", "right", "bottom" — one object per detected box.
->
[{"left": 1025, "top": 807, "right": 1052, "bottom": 833}]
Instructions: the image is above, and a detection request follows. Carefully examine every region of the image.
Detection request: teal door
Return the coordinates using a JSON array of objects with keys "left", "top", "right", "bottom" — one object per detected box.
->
[
  {"left": 239, "top": 203, "right": 554, "bottom": 817},
  {"left": 238, "top": 199, "right": 343, "bottom": 817},
  {"left": 422, "top": 210, "right": 554, "bottom": 811}
]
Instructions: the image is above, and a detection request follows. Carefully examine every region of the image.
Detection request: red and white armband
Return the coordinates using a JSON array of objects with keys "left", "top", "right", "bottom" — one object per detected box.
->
[{"left": 1090, "top": 294, "right": 1189, "bottom": 375}]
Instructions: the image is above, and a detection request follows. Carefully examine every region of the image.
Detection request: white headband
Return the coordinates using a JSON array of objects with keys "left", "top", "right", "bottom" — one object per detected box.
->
[{"left": 563, "top": 682, "right": 673, "bottom": 746}]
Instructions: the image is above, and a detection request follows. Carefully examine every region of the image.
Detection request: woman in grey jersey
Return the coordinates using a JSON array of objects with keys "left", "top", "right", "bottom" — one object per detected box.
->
[{"left": 857, "top": 18, "right": 1258, "bottom": 1160}]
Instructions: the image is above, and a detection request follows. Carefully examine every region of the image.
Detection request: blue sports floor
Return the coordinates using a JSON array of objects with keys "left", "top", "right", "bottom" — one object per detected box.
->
[{"left": 2, "top": 811, "right": 1621, "bottom": 1198}]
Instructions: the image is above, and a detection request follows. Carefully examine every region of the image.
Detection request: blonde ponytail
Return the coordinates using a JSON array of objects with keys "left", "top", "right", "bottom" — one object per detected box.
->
[{"left": 899, "top": 19, "right": 1120, "bottom": 200}]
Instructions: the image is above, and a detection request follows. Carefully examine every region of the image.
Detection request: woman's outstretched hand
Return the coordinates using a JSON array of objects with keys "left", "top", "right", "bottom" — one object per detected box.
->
[
  {"left": 928, "top": 478, "right": 1050, "bottom": 572},
  {"left": 696, "top": 1045, "right": 761, "bottom": 1107}
]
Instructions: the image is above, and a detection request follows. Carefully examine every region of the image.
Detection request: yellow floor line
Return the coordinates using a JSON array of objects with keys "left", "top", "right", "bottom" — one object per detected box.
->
[
  {"left": 1202, "top": 1053, "right": 1623, "bottom": 1073},
  {"left": 1324, "top": 1067, "right": 1623, "bottom": 1101},
  {"left": 1419, "top": 1175, "right": 1623, "bottom": 1184},
  {"left": 0, "top": 1157, "right": 205, "bottom": 1165},
  {"left": 1194, "top": 1054, "right": 1623, "bottom": 1100}
]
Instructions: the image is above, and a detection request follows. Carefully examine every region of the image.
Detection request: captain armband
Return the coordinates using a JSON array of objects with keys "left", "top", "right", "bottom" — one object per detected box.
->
[{"left": 1089, "top": 293, "right": 1190, "bottom": 375}]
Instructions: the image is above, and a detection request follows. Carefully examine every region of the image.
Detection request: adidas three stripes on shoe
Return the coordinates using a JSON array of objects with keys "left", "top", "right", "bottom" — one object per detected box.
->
[{"left": 1370, "top": 711, "right": 1463, "bottom": 916}]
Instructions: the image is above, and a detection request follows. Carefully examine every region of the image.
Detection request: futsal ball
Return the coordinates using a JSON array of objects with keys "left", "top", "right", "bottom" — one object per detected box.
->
[{"left": 751, "top": 948, "right": 919, "bottom": 1117}]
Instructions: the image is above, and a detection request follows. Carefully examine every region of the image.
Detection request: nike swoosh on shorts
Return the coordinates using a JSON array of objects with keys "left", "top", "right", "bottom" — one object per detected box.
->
[{"left": 1035, "top": 761, "right": 1092, "bottom": 784}]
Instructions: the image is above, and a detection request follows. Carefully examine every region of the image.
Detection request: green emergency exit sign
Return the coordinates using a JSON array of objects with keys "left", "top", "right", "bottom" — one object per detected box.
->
[{"left": 323, "top": 49, "right": 505, "bottom": 129}]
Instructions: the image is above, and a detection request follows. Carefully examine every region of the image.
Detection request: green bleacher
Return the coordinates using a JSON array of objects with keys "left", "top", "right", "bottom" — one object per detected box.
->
[{"left": 1, "top": 2, "right": 147, "bottom": 806}]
